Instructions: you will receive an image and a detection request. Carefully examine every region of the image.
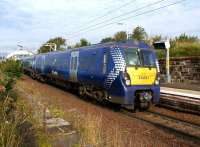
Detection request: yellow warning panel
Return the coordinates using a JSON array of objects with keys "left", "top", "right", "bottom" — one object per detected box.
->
[{"left": 126, "top": 67, "right": 156, "bottom": 85}]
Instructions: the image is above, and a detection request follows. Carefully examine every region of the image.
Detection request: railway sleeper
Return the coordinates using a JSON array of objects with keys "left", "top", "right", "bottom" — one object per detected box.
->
[{"left": 160, "top": 98, "right": 200, "bottom": 112}]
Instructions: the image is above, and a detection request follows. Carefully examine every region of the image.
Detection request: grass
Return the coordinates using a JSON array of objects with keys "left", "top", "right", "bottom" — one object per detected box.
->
[
  {"left": 0, "top": 60, "right": 23, "bottom": 147},
  {"left": 0, "top": 60, "right": 51, "bottom": 147},
  {"left": 0, "top": 97, "right": 20, "bottom": 147},
  {"left": 48, "top": 105, "right": 105, "bottom": 146},
  {"left": 0, "top": 92, "right": 38, "bottom": 147},
  {"left": 156, "top": 41, "right": 200, "bottom": 59},
  {"left": 0, "top": 60, "right": 21, "bottom": 146},
  {"left": 16, "top": 77, "right": 154, "bottom": 147},
  {"left": 49, "top": 106, "right": 130, "bottom": 147},
  {"left": 73, "top": 112, "right": 103, "bottom": 146}
]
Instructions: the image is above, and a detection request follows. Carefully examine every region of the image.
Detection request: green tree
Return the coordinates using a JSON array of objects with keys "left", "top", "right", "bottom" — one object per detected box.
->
[
  {"left": 100, "top": 37, "right": 114, "bottom": 43},
  {"left": 176, "top": 33, "right": 199, "bottom": 42},
  {"left": 114, "top": 31, "right": 127, "bottom": 41},
  {"left": 132, "top": 26, "right": 147, "bottom": 41},
  {"left": 74, "top": 43, "right": 80, "bottom": 48},
  {"left": 80, "top": 38, "right": 90, "bottom": 47},
  {"left": 152, "top": 35, "right": 162, "bottom": 42},
  {"left": 74, "top": 38, "right": 90, "bottom": 48},
  {"left": 38, "top": 37, "right": 66, "bottom": 53}
]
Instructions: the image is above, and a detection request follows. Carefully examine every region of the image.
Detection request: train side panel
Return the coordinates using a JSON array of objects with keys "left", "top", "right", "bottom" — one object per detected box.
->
[
  {"left": 35, "top": 55, "right": 46, "bottom": 75},
  {"left": 45, "top": 52, "right": 70, "bottom": 80},
  {"left": 22, "top": 56, "right": 35, "bottom": 75},
  {"left": 77, "top": 47, "right": 108, "bottom": 87}
]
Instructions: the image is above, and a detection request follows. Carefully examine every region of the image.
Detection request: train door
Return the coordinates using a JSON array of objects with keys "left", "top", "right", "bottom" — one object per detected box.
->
[{"left": 70, "top": 51, "right": 79, "bottom": 82}]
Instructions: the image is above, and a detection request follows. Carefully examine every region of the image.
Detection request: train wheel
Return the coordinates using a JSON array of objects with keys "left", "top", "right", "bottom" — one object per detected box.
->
[
  {"left": 78, "top": 86, "right": 85, "bottom": 97},
  {"left": 139, "top": 102, "right": 150, "bottom": 111}
]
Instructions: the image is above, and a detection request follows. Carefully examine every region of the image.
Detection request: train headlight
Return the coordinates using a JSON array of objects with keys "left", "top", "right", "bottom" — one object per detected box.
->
[
  {"left": 155, "top": 79, "right": 159, "bottom": 85},
  {"left": 124, "top": 72, "right": 131, "bottom": 86},
  {"left": 125, "top": 79, "right": 131, "bottom": 86},
  {"left": 155, "top": 72, "right": 160, "bottom": 85}
]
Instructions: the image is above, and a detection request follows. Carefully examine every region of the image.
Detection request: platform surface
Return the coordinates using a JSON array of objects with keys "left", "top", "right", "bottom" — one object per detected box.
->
[
  {"left": 161, "top": 83, "right": 200, "bottom": 91},
  {"left": 161, "top": 87, "right": 200, "bottom": 99}
]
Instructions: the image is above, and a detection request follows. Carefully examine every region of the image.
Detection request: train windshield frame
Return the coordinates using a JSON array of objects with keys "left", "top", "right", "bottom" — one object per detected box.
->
[
  {"left": 124, "top": 48, "right": 156, "bottom": 67},
  {"left": 124, "top": 48, "right": 141, "bottom": 67},
  {"left": 140, "top": 50, "right": 156, "bottom": 67}
]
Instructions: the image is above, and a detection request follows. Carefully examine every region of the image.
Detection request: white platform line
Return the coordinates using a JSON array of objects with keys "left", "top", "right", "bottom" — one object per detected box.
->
[{"left": 160, "top": 90, "right": 200, "bottom": 99}]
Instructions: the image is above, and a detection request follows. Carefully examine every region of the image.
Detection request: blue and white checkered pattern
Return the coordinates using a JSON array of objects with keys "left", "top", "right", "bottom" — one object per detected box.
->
[{"left": 104, "top": 47, "right": 126, "bottom": 89}]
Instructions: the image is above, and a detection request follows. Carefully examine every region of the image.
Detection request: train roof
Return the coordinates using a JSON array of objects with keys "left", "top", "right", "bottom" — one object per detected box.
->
[
  {"left": 71, "top": 40, "right": 151, "bottom": 51},
  {"left": 22, "top": 40, "right": 152, "bottom": 59}
]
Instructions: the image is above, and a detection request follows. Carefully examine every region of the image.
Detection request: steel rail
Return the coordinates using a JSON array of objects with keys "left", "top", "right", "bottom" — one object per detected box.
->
[
  {"left": 159, "top": 92, "right": 200, "bottom": 113},
  {"left": 121, "top": 110, "right": 200, "bottom": 144}
]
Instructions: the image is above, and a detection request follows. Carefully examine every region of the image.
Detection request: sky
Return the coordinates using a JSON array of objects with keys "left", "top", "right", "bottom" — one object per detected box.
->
[{"left": 0, "top": 0, "right": 200, "bottom": 54}]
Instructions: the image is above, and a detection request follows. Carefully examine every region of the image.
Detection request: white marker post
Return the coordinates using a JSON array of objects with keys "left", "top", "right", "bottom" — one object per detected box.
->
[{"left": 153, "top": 40, "right": 171, "bottom": 83}]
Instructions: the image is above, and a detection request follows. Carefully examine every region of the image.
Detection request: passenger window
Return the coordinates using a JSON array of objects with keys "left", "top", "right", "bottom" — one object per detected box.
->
[
  {"left": 71, "top": 57, "right": 78, "bottom": 70},
  {"left": 73, "top": 57, "right": 76, "bottom": 70},
  {"left": 103, "top": 53, "right": 107, "bottom": 74},
  {"left": 74, "top": 57, "right": 77, "bottom": 70},
  {"left": 70, "top": 57, "right": 74, "bottom": 70}
]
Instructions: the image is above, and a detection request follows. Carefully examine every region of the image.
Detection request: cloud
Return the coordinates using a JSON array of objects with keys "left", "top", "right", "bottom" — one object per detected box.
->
[{"left": 0, "top": 0, "right": 199, "bottom": 52}]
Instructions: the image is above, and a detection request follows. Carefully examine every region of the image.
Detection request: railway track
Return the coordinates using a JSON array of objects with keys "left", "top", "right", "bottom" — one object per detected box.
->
[
  {"left": 159, "top": 92, "right": 200, "bottom": 114},
  {"left": 20, "top": 76, "right": 200, "bottom": 145},
  {"left": 121, "top": 110, "right": 200, "bottom": 144}
]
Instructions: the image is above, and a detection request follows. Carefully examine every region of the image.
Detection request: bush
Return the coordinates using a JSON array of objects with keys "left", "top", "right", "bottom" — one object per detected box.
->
[
  {"left": 0, "top": 60, "right": 23, "bottom": 147},
  {"left": 0, "top": 60, "right": 21, "bottom": 93},
  {"left": 156, "top": 41, "right": 200, "bottom": 59},
  {"left": 0, "top": 60, "right": 21, "bottom": 78}
]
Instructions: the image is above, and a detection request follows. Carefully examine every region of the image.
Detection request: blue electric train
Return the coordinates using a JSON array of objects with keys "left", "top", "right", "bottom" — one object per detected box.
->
[{"left": 22, "top": 40, "right": 160, "bottom": 110}]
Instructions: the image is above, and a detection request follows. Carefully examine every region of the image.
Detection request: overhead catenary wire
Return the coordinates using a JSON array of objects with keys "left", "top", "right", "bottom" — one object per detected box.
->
[
  {"left": 66, "top": 0, "right": 137, "bottom": 34},
  {"left": 68, "top": 0, "right": 187, "bottom": 39},
  {"left": 67, "top": 0, "right": 167, "bottom": 37},
  {"left": 83, "top": 0, "right": 137, "bottom": 24}
]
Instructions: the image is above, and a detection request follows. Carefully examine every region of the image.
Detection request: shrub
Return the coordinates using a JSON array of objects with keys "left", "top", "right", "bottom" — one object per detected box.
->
[
  {"left": 156, "top": 41, "right": 200, "bottom": 59},
  {"left": 0, "top": 60, "right": 21, "bottom": 98},
  {"left": 0, "top": 60, "right": 23, "bottom": 147},
  {"left": 0, "top": 60, "right": 21, "bottom": 78}
]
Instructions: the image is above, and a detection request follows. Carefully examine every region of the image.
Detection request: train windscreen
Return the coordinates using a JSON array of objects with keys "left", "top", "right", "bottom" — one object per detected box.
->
[
  {"left": 141, "top": 50, "right": 156, "bottom": 67},
  {"left": 124, "top": 49, "right": 141, "bottom": 66}
]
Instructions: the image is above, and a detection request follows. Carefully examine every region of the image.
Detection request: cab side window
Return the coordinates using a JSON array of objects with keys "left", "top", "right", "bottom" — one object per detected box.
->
[
  {"left": 102, "top": 53, "right": 107, "bottom": 74},
  {"left": 71, "top": 56, "right": 78, "bottom": 70}
]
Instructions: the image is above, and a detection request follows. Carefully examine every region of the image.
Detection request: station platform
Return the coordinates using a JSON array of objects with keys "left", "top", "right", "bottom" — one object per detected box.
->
[
  {"left": 161, "top": 87, "right": 200, "bottom": 99},
  {"left": 161, "top": 83, "right": 200, "bottom": 91}
]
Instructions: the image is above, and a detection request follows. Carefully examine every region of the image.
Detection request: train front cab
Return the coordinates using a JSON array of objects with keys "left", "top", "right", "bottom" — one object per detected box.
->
[{"left": 114, "top": 47, "right": 160, "bottom": 110}]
